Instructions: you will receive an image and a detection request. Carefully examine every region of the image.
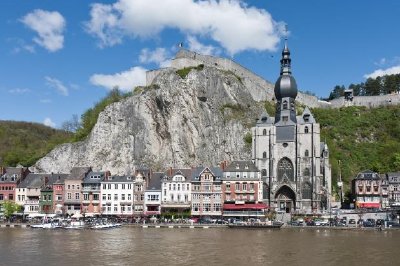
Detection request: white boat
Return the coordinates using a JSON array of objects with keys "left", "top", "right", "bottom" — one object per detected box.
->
[
  {"left": 31, "top": 222, "right": 62, "bottom": 229},
  {"left": 63, "top": 220, "right": 85, "bottom": 230}
]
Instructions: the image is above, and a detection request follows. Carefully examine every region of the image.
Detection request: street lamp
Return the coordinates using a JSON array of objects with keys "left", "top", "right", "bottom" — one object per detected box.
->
[{"left": 337, "top": 160, "right": 343, "bottom": 208}]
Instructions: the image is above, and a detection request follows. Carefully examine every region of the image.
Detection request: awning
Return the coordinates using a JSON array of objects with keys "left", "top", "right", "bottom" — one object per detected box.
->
[
  {"left": 223, "top": 203, "right": 269, "bottom": 210},
  {"left": 357, "top": 202, "right": 380, "bottom": 208}
]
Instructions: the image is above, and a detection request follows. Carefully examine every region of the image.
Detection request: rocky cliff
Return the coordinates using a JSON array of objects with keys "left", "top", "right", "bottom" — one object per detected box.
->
[{"left": 33, "top": 51, "right": 331, "bottom": 175}]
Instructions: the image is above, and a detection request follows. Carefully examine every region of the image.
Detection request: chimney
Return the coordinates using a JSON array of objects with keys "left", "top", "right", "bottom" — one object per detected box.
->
[
  {"left": 105, "top": 171, "right": 111, "bottom": 180},
  {"left": 169, "top": 167, "right": 172, "bottom": 176}
]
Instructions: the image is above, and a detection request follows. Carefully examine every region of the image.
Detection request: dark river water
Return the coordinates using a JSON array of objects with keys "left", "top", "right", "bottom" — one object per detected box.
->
[{"left": 0, "top": 227, "right": 398, "bottom": 266}]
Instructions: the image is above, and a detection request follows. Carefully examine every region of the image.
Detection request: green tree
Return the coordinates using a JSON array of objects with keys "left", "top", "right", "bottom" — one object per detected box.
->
[
  {"left": 328, "top": 85, "right": 345, "bottom": 100},
  {"left": 364, "top": 77, "right": 382, "bottom": 96},
  {"left": 393, "top": 153, "right": 400, "bottom": 170},
  {"left": 2, "top": 201, "right": 21, "bottom": 221}
]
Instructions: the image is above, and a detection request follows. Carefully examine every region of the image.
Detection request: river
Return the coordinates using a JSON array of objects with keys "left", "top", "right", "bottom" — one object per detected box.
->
[{"left": 0, "top": 227, "right": 398, "bottom": 265}]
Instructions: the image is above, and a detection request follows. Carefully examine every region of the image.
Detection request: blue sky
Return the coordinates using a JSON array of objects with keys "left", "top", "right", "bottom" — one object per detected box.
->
[{"left": 1, "top": 0, "right": 399, "bottom": 128}]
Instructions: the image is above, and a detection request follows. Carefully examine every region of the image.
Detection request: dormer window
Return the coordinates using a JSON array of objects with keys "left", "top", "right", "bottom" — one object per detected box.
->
[
  {"left": 283, "top": 100, "right": 288, "bottom": 110},
  {"left": 304, "top": 114, "right": 310, "bottom": 122}
]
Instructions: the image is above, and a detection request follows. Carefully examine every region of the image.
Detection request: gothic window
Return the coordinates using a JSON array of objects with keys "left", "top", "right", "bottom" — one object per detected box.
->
[
  {"left": 261, "top": 169, "right": 267, "bottom": 177},
  {"left": 262, "top": 152, "right": 267, "bottom": 159},
  {"left": 305, "top": 126, "right": 309, "bottom": 133},
  {"left": 277, "top": 158, "right": 294, "bottom": 182},
  {"left": 263, "top": 129, "right": 267, "bottom": 135},
  {"left": 303, "top": 167, "right": 310, "bottom": 176},
  {"left": 302, "top": 182, "right": 312, "bottom": 199},
  {"left": 305, "top": 150, "right": 309, "bottom": 157},
  {"left": 283, "top": 100, "right": 288, "bottom": 110}
]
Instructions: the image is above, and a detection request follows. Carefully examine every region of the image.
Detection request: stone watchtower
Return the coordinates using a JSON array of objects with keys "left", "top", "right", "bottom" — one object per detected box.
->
[{"left": 252, "top": 42, "right": 331, "bottom": 214}]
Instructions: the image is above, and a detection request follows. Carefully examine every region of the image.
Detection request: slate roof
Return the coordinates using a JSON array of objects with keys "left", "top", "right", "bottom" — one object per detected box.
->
[
  {"left": 102, "top": 175, "right": 134, "bottom": 183},
  {"left": 224, "top": 160, "right": 259, "bottom": 172},
  {"left": 147, "top": 172, "right": 163, "bottom": 191},
  {"left": 67, "top": 167, "right": 92, "bottom": 180},
  {"left": 190, "top": 166, "right": 223, "bottom": 181},
  {"left": 82, "top": 171, "right": 106, "bottom": 183},
  {"left": 164, "top": 168, "right": 192, "bottom": 179},
  {"left": 18, "top": 173, "right": 46, "bottom": 188},
  {"left": 355, "top": 170, "right": 380, "bottom": 180}
]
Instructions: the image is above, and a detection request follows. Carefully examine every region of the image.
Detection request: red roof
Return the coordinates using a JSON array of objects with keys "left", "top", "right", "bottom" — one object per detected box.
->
[{"left": 223, "top": 203, "right": 268, "bottom": 210}]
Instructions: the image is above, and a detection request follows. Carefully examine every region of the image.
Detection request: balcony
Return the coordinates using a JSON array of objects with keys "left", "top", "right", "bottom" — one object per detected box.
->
[
  {"left": 64, "top": 199, "right": 81, "bottom": 204},
  {"left": 24, "top": 200, "right": 39, "bottom": 205},
  {"left": 82, "top": 186, "right": 100, "bottom": 192}
]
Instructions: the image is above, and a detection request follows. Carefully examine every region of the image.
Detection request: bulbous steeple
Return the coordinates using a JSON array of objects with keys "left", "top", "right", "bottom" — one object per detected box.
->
[{"left": 274, "top": 41, "right": 298, "bottom": 100}]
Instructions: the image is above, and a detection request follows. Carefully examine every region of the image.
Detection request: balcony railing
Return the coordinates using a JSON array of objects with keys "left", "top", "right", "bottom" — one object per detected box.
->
[
  {"left": 24, "top": 200, "right": 39, "bottom": 205},
  {"left": 82, "top": 187, "right": 100, "bottom": 192}
]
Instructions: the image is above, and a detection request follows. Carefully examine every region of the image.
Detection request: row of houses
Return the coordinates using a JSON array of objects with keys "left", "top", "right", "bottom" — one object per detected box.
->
[
  {"left": 0, "top": 161, "right": 265, "bottom": 219},
  {"left": 352, "top": 170, "right": 400, "bottom": 209}
]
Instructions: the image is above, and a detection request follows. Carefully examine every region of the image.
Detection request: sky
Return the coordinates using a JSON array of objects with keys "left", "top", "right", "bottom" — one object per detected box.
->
[{"left": 1, "top": 0, "right": 399, "bottom": 128}]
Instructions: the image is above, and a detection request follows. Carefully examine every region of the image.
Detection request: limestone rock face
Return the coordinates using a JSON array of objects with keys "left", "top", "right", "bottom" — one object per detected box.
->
[
  {"left": 34, "top": 49, "right": 330, "bottom": 175},
  {"left": 34, "top": 66, "right": 263, "bottom": 174}
]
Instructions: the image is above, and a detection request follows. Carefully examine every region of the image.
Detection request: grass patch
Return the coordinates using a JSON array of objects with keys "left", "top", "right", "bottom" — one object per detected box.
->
[{"left": 176, "top": 64, "right": 204, "bottom": 79}]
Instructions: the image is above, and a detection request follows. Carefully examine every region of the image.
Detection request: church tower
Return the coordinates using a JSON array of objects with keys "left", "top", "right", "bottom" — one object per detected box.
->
[{"left": 252, "top": 42, "right": 331, "bottom": 214}]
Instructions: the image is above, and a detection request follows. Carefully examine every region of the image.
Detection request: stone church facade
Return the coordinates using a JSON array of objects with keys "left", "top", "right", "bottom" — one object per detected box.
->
[{"left": 252, "top": 42, "right": 331, "bottom": 214}]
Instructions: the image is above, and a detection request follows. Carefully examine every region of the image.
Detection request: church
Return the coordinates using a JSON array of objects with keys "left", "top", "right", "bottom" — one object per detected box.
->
[{"left": 252, "top": 42, "right": 331, "bottom": 214}]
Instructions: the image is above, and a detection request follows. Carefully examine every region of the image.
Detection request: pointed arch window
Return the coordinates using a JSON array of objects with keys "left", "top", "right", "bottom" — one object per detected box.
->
[
  {"left": 302, "top": 182, "right": 312, "bottom": 199},
  {"left": 283, "top": 100, "right": 288, "bottom": 110},
  {"left": 303, "top": 167, "right": 310, "bottom": 176},
  {"left": 261, "top": 169, "right": 267, "bottom": 177},
  {"left": 305, "top": 150, "right": 309, "bottom": 157},
  {"left": 277, "top": 158, "right": 294, "bottom": 182},
  {"left": 262, "top": 152, "right": 267, "bottom": 159},
  {"left": 305, "top": 126, "right": 309, "bottom": 133},
  {"left": 263, "top": 129, "right": 267, "bottom": 135}
]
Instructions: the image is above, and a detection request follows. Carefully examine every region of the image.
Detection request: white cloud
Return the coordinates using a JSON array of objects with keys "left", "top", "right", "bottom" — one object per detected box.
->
[
  {"left": 20, "top": 9, "right": 66, "bottom": 52},
  {"left": 85, "top": 0, "right": 284, "bottom": 54},
  {"left": 45, "top": 76, "right": 69, "bottom": 96},
  {"left": 187, "top": 36, "right": 220, "bottom": 56},
  {"left": 8, "top": 88, "right": 30, "bottom": 94},
  {"left": 43, "top": 117, "right": 56, "bottom": 128},
  {"left": 89, "top": 66, "right": 147, "bottom": 91},
  {"left": 364, "top": 65, "right": 400, "bottom": 79},
  {"left": 139, "top": 47, "right": 171, "bottom": 67}
]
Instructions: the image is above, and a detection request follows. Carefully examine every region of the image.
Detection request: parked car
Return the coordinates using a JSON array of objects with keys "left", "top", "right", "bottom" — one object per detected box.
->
[
  {"left": 376, "top": 219, "right": 385, "bottom": 226},
  {"left": 315, "top": 220, "right": 329, "bottom": 226},
  {"left": 306, "top": 220, "right": 315, "bottom": 226},
  {"left": 386, "top": 221, "right": 400, "bottom": 228},
  {"left": 362, "top": 220, "right": 374, "bottom": 227},
  {"left": 349, "top": 219, "right": 356, "bottom": 225}
]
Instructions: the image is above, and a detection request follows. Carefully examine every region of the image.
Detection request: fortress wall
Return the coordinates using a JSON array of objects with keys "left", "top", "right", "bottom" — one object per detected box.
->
[
  {"left": 329, "top": 94, "right": 400, "bottom": 108},
  {"left": 146, "top": 49, "right": 400, "bottom": 109}
]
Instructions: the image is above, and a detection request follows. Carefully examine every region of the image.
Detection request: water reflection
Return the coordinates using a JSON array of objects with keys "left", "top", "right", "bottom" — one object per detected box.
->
[{"left": 0, "top": 228, "right": 399, "bottom": 266}]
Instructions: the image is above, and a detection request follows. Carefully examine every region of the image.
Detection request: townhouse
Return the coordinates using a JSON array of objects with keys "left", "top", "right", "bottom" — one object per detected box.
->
[
  {"left": 161, "top": 168, "right": 192, "bottom": 217},
  {"left": 222, "top": 161, "right": 266, "bottom": 218},
  {"left": 144, "top": 173, "right": 163, "bottom": 217},
  {"left": 82, "top": 171, "right": 107, "bottom": 216},
  {"left": 64, "top": 167, "right": 92, "bottom": 216},
  {"left": 101, "top": 175, "right": 134, "bottom": 216},
  {"left": 191, "top": 167, "right": 223, "bottom": 217}
]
